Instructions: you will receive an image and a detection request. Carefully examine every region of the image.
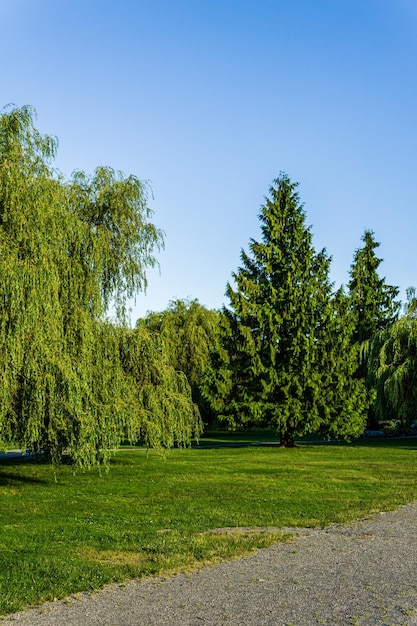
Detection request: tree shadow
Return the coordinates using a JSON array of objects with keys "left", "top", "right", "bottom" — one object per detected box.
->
[
  {"left": 0, "top": 470, "right": 47, "bottom": 486},
  {"left": 0, "top": 456, "right": 48, "bottom": 485},
  {"left": 350, "top": 434, "right": 417, "bottom": 447},
  {"left": 191, "top": 435, "right": 417, "bottom": 451},
  {"left": 303, "top": 436, "right": 417, "bottom": 450}
]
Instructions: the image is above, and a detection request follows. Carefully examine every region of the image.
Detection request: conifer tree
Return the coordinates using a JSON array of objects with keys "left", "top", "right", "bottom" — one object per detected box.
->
[
  {"left": 347, "top": 230, "right": 400, "bottom": 425},
  {"left": 348, "top": 230, "right": 400, "bottom": 345},
  {"left": 205, "top": 175, "right": 368, "bottom": 445}
]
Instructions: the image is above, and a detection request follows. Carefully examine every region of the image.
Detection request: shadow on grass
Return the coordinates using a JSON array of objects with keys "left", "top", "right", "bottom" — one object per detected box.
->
[
  {"left": 349, "top": 436, "right": 417, "bottom": 450},
  {"left": 190, "top": 441, "right": 281, "bottom": 450},
  {"left": 190, "top": 435, "right": 417, "bottom": 451},
  {"left": 120, "top": 434, "right": 417, "bottom": 451},
  {"left": 0, "top": 470, "right": 47, "bottom": 486},
  {"left": 0, "top": 454, "right": 49, "bottom": 485}
]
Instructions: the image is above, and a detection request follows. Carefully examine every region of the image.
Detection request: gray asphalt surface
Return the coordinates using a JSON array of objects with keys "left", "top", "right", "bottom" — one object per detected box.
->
[{"left": 3, "top": 501, "right": 417, "bottom": 626}]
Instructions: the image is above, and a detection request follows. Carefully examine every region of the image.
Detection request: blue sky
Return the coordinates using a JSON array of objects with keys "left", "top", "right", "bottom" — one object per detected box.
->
[{"left": 2, "top": 0, "right": 416, "bottom": 322}]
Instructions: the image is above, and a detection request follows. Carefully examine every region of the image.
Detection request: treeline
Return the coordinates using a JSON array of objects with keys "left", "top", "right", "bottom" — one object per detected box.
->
[
  {"left": 0, "top": 107, "right": 415, "bottom": 465},
  {"left": 138, "top": 177, "right": 415, "bottom": 446}
]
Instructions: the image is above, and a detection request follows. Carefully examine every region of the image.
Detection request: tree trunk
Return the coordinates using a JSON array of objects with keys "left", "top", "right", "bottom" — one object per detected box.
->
[{"left": 280, "top": 431, "right": 296, "bottom": 447}]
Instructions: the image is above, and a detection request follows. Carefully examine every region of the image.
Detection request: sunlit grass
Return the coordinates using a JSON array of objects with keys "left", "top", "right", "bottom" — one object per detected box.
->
[{"left": 1, "top": 437, "right": 417, "bottom": 615}]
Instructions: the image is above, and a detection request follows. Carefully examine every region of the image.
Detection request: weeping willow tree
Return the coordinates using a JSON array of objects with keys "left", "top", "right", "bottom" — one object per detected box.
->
[
  {"left": 118, "top": 325, "right": 202, "bottom": 450},
  {"left": 368, "top": 289, "right": 417, "bottom": 429},
  {"left": 137, "top": 299, "right": 221, "bottom": 425},
  {"left": 0, "top": 105, "right": 201, "bottom": 466}
]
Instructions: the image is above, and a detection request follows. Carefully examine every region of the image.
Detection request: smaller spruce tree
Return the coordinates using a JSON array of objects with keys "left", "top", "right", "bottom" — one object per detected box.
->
[
  {"left": 348, "top": 230, "right": 400, "bottom": 345},
  {"left": 348, "top": 230, "right": 400, "bottom": 426}
]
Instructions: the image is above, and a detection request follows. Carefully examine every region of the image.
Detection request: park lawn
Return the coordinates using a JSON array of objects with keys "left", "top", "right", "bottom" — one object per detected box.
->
[{"left": 1, "top": 438, "right": 417, "bottom": 615}]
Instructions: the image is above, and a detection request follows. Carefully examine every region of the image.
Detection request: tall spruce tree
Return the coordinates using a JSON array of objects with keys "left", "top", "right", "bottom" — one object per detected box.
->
[{"left": 205, "top": 175, "right": 368, "bottom": 446}]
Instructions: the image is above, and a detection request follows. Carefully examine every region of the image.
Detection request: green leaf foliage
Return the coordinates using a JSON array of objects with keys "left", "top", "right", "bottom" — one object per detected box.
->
[
  {"left": 205, "top": 174, "right": 369, "bottom": 445},
  {"left": 368, "top": 289, "right": 417, "bottom": 427},
  {"left": 0, "top": 105, "right": 201, "bottom": 465},
  {"left": 137, "top": 299, "right": 221, "bottom": 425}
]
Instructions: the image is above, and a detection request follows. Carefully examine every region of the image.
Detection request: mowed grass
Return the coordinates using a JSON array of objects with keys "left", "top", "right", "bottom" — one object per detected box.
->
[{"left": 1, "top": 437, "right": 417, "bottom": 615}]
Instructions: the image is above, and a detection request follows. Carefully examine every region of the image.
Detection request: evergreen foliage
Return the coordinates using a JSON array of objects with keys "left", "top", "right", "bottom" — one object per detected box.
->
[
  {"left": 348, "top": 230, "right": 400, "bottom": 345},
  {"left": 0, "top": 105, "right": 201, "bottom": 465},
  {"left": 347, "top": 230, "right": 400, "bottom": 425},
  {"left": 204, "top": 175, "right": 369, "bottom": 445}
]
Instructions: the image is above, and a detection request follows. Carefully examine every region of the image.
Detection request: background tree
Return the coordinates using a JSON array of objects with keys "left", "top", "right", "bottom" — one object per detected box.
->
[
  {"left": 347, "top": 230, "right": 400, "bottom": 425},
  {"left": 116, "top": 324, "right": 202, "bottom": 451},
  {"left": 0, "top": 105, "right": 200, "bottom": 465},
  {"left": 204, "top": 175, "right": 369, "bottom": 446},
  {"left": 348, "top": 230, "right": 400, "bottom": 345},
  {"left": 316, "top": 288, "right": 370, "bottom": 440},
  {"left": 367, "top": 288, "right": 417, "bottom": 430},
  {"left": 137, "top": 299, "right": 221, "bottom": 425}
]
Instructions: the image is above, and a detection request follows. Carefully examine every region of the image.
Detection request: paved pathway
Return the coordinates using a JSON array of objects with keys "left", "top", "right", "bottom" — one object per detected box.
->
[{"left": 4, "top": 502, "right": 417, "bottom": 625}]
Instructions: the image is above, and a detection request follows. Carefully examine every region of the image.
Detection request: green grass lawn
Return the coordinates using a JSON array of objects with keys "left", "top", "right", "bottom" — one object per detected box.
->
[{"left": 1, "top": 437, "right": 417, "bottom": 615}]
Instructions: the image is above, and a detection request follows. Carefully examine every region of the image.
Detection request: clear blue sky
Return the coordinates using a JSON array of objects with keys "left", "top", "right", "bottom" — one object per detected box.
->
[{"left": 2, "top": 0, "right": 416, "bottom": 322}]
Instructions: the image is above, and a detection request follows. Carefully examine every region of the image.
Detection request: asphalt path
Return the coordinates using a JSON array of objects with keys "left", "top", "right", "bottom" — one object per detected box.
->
[{"left": 3, "top": 502, "right": 417, "bottom": 626}]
